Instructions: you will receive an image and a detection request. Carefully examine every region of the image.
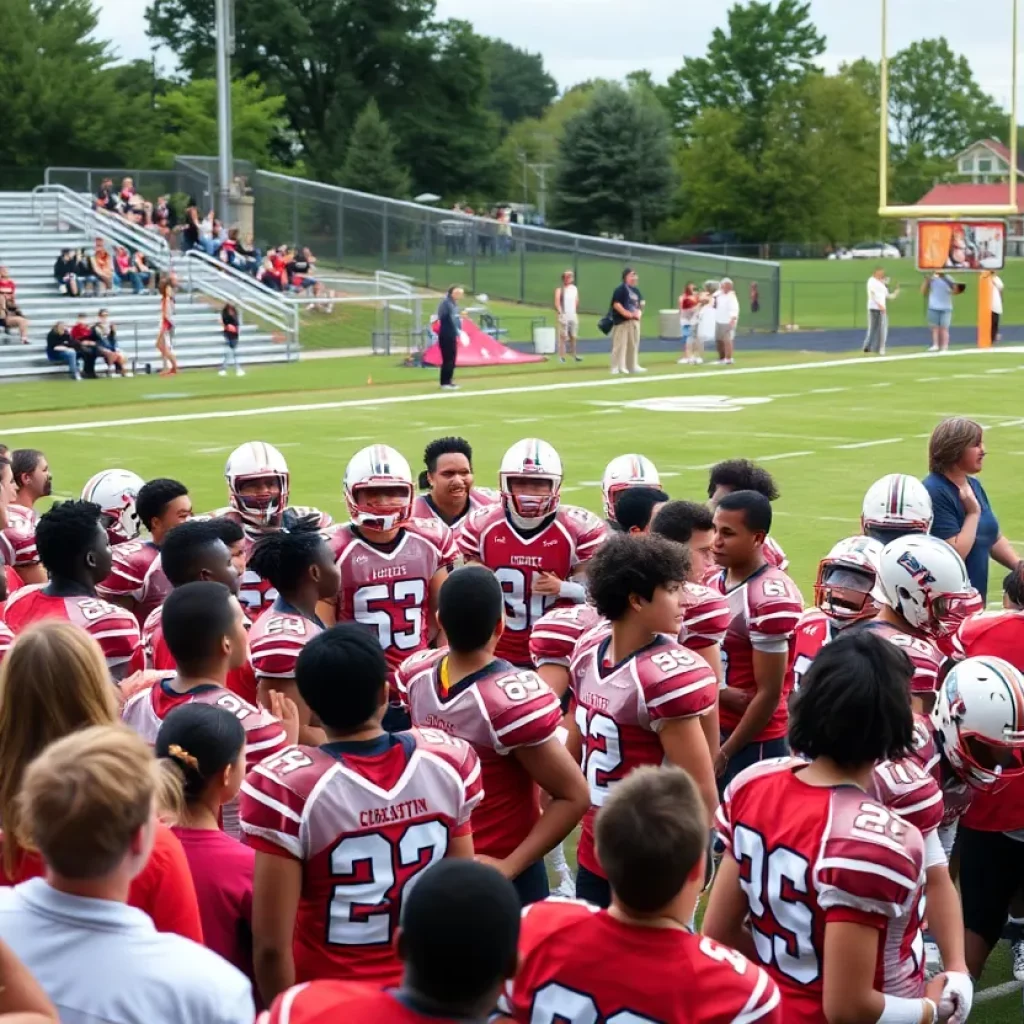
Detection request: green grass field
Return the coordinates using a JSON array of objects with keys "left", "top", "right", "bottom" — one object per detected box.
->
[{"left": 5, "top": 345, "right": 1024, "bottom": 1018}]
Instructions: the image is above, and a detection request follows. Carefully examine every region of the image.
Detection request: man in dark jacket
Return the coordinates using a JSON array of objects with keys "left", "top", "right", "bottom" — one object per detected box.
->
[{"left": 436, "top": 286, "right": 464, "bottom": 390}]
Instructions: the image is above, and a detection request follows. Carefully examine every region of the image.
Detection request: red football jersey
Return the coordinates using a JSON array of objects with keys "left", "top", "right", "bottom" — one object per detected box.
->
[
  {"left": 0, "top": 505, "right": 38, "bottom": 572},
  {"left": 680, "top": 583, "right": 732, "bottom": 652},
  {"left": 712, "top": 565, "right": 803, "bottom": 740},
  {"left": 131, "top": 604, "right": 259, "bottom": 706},
  {"left": 249, "top": 600, "right": 324, "bottom": 682},
  {"left": 239, "top": 730, "right": 483, "bottom": 986},
  {"left": 906, "top": 715, "right": 973, "bottom": 831},
  {"left": 790, "top": 608, "right": 836, "bottom": 693},
  {"left": 411, "top": 487, "right": 498, "bottom": 527},
  {"left": 716, "top": 758, "right": 927, "bottom": 1023},
  {"left": 3, "top": 565, "right": 22, "bottom": 603},
  {"left": 0, "top": 620, "right": 13, "bottom": 664},
  {"left": 266, "top": 981, "right": 466, "bottom": 1024},
  {"left": 121, "top": 678, "right": 289, "bottom": 835},
  {"left": 529, "top": 604, "right": 603, "bottom": 670},
  {"left": 329, "top": 520, "right": 457, "bottom": 684},
  {"left": 569, "top": 624, "right": 717, "bottom": 877},
  {"left": 853, "top": 621, "right": 946, "bottom": 696},
  {"left": 871, "top": 757, "right": 944, "bottom": 846},
  {"left": 763, "top": 534, "right": 789, "bottom": 572},
  {"left": 501, "top": 899, "right": 782, "bottom": 1024},
  {"left": 2, "top": 586, "right": 140, "bottom": 680},
  {"left": 96, "top": 540, "right": 171, "bottom": 625},
  {"left": 458, "top": 503, "right": 608, "bottom": 666},
  {"left": 396, "top": 648, "right": 562, "bottom": 860}
]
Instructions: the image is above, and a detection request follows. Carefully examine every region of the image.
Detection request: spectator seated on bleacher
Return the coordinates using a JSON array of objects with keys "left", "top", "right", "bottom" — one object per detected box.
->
[
  {"left": 92, "top": 309, "right": 130, "bottom": 377},
  {"left": 258, "top": 248, "right": 289, "bottom": 291},
  {"left": 113, "top": 247, "right": 146, "bottom": 295},
  {"left": 229, "top": 231, "right": 260, "bottom": 275},
  {"left": 132, "top": 251, "right": 154, "bottom": 292},
  {"left": 94, "top": 178, "right": 118, "bottom": 215},
  {"left": 0, "top": 295, "right": 29, "bottom": 346},
  {"left": 70, "top": 312, "right": 97, "bottom": 376},
  {"left": 181, "top": 203, "right": 202, "bottom": 252},
  {"left": 53, "top": 250, "right": 80, "bottom": 297},
  {"left": 198, "top": 216, "right": 226, "bottom": 258},
  {"left": 90, "top": 242, "right": 114, "bottom": 295},
  {"left": 74, "top": 249, "right": 100, "bottom": 297},
  {"left": 153, "top": 196, "right": 174, "bottom": 239},
  {"left": 46, "top": 322, "right": 80, "bottom": 379},
  {"left": 286, "top": 247, "right": 333, "bottom": 312}
]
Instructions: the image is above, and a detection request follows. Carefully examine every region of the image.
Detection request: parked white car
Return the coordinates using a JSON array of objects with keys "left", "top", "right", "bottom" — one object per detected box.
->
[{"left": 849, "top": 241, "right": 901, "bottom": 259}]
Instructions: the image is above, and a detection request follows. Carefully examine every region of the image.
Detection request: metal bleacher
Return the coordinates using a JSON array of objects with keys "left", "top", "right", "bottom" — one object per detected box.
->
[{"left": 0, "top": 187, "right": 297, "bottom": 378}]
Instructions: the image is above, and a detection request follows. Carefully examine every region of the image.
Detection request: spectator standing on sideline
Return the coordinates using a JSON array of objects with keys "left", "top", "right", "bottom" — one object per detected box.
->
[
  {"left": 750, "top": 280, "right": 760, "bottom": 314},
  {"left": 923, "top": 271, "right": 959, "bottom": 352},
  {"left": 677, "top": 282, "right": 698, "bottom": 364},
  {"left": 609, "top": 267, "right": 644, "bottom": 375},
  {"left": 219, "top": 303, "right": 243, "bottom": 378},
  {"left": 157, "top": 273, "right": 179, "bottom": 377},
  {"left": 863, "top": 267, "right": 899, "bottom": 355},
  {"left": 436, "top": 285, "right": 463, "bottom": 390},
  {"left": 45, "top": 322, "right": 79, "bottom": 379},
  {"left": 554, "top": 270, "right": 581, "bottom": 363},
  {"left": 924, "top": 416, "right": 1021, "bottom": 602},
  {"left": 986, "top": 269, "right": 1004, "bottom": 342},
  {"left": 714, "top": 277, "right": 739, "bottom": 365}
]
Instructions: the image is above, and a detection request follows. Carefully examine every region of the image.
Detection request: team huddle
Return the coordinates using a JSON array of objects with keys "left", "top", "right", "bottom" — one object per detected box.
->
[{"left": 1, "top": 431, "right": 1022, "bottom": 1023}]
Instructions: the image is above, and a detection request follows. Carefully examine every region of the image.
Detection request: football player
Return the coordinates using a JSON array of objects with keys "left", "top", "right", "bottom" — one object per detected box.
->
[
  {"left": 861, "top": 473, "right": 934, "bottom": 544},
  {"left": 611, "top": 485, "right": 670, "bottom": 534},
  {"left": 397, "top": 566, "right": 588, "bottom": 905},
  {"left": 95, "top": 476, "right": 191, "bottom": 624},
  {"left": 857, "top": 534, "right": 981, "bottom": 713},
  {"left": 239, "top": 624, "right": 483, "bottom": 1001},
  {"left": 0, "top": 456, "right": 26, "bottom": 603},
  {"left": 2, "top": 500, "right": 140, "bottom": 681},
  {"left": 792, "top": 535, "right": 884, "bottom": 690},
  {"left": 216, "top": 441, "right": 332, "bottom": 616},
  {"left": 324, "top": 445, "right": 457, "bottom": 728},
  {"left": 10, "top": 448, "right": 51, "bottom": 519},
  {"left": 707, "top": 459, "right": 788, "bottom": 571},
  {"left": 705, "top": 632, "right": 970, "bottom": 1024},
  {"left": 262, "top": 860, "right": 520, "bottom": 1024},
  {"left": 710, "top": 491, "right": 803, "bottom": 787},
  {"left": 567, "top": 534, "right": 718, "bottom": 907},
  {"left": 412, "top": 436, "right": 498, "bottom": 526},
  {"left": 0, "top": 618, "right": 12, "bottom": 665},
  {"left": 249, "top": 523, "right": 341, "bottom": 739},
  {"left": 600, "top": 453, "right": 661, "bottom": 526},
  {"left": 127, "top": 519, "right": 257, "bottom": 706},
  {"left": 501, "top": 767, "right": 782, "bottom": 1024},
  {"left": 458, "top": 438, "right": 607, "bottom": 668},
  {"left": 0, "top": 450, "right": 43, "bottom": 586},
  {"left": 121, "top": 580, "right": 296, "bottom": 837}
]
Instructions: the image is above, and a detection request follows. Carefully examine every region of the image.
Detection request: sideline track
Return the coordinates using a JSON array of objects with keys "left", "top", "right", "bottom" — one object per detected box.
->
[{"left": 4, "top": 346, "right": 1023, "bottom": 438}]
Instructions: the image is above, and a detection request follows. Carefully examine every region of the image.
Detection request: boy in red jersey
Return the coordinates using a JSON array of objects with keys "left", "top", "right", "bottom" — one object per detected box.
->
[
  {"left": 240, "top": 624, "right": 483, "bottom": 1004},
  {"left": 458, "top": 438, "right": 607, "bottom": 667},
  {"left": 705, "top": 632, "right": 971, "bottom": 1024},
  {"left": 412, "top": 436, "right": 498, "bottom": 527},
  {"left": 500, "top": 766, "right": 781, "bottom": 1024},
  {"left": 97, "top": 477, "right": 192, "bottom": 624},
  {"left": 0, "top": 453, "right": 44, "bottom": 587},
  {"left": 710, "top": 491, "right": 803, "bottom": 787},
  {"left": 263, "top": 860, "right": 520, "bottom": 1024},
  {"left": 2, "top": 500, "right": 140, "bottom": 681},
  {"left": 396, "top": 565, "right": 588, "bottom": 905},
  {"left": 567, "top": 533, "right": 718, "bottom": 907}
]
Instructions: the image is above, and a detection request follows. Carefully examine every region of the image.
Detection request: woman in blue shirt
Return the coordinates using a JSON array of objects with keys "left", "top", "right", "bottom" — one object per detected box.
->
[{"left": 924, "top": 416, "right": 1021, "bottom": 601}]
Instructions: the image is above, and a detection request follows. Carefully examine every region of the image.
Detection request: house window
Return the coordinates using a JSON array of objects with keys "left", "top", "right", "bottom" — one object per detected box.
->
[
  {"left": 960, "top": 157, "right": 974, "bottom": 173},
  {"left": 979, "top": 158, "right": 993, "bottom": 173}
]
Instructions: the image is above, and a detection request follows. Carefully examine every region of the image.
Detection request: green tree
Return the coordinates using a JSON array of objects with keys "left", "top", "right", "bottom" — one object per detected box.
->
[
  {"left": 663, "top": 0, "right": 825, "bottom": 151},
  {"left": 482, "top": 38, "right": 557, "bottom": 125},
  {"left": 152, "top": 75, "right": 290, "bottom": 168},
  {"left": 552, "top": 83, "right": 675, "bottom": 238},
  {"left": 145, "top": 0, "right": 502, "bottom": 194},
  {"left": 888, "top": 39, "right": 1006, "bottom": 157},
  {"left": 338, "top": 99, "right": 411, "bottom": 198}
]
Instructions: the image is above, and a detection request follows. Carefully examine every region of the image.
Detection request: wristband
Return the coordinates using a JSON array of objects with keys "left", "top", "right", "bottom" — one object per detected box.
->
[
  {"left": 877, "top": 996, "right": 936, "bottom": 1024},
  {"left": 558, "top": 580, "right": 586, "bottom": 603}
]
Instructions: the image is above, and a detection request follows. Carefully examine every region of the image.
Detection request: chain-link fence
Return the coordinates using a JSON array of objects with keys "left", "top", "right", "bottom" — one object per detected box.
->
[{"left": 44, "top": 164, "right": 216, "bottom": 220}]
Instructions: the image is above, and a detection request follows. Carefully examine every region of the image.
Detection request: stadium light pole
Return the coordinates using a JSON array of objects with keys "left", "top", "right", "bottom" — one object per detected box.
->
[{"left": 215, "top": 0, "right": 234, "bottom": 224}]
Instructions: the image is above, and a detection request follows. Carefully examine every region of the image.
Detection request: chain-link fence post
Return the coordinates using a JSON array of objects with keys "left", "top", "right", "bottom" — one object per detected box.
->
[
  {"left": 335, "top": 194, "right": 344, "bottom": 264},
  {"left": 291, "top": 179, "right": 299, "bottom": 246}
]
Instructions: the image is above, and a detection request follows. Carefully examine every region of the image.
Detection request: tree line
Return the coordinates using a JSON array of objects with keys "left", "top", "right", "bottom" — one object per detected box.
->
[{"left": 0, "top": 0, "right": 1011, "bottom": 246}]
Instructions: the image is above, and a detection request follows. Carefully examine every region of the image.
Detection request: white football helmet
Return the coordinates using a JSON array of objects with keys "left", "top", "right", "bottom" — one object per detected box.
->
[
  {"left": 861, "top": 474, "right": 933, "bottom": 538},
  {"left": 813, "top": 535, "right": 884, "bottom": 622},
  {"left": 932, "top": 656, "right": 1024, "bottom": 791},
  {"left": 344, "top": 445, "right": 414, "bottom": 531},
  {"left": 878, "top": 535, "right": 982, "bottom": 638},
  {"left": 225, "top": 441, "right": 290, "bottom": 529},
  {"left": 601, "top": 454, "right": 661, "bottom": 521},
  {"left": 500, "top": 438, "right": 563, "bottom": 530},
  {"left": 81, "top": 469, "right": 145, "bottom": 545}
]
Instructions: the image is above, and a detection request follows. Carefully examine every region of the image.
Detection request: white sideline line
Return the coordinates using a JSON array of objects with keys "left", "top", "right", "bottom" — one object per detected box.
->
[
  {"left": 976, "top": 978, "right": 1023, "bottom": 1003},
  {"left": 833, "top": 438, "right": 904, "bottom": 450},
  {"left": 754, "top": 451, "right": 815, "bottom": 462},
  {"left": 4, "top": 346, "right": 1023, "bottom": 438}
]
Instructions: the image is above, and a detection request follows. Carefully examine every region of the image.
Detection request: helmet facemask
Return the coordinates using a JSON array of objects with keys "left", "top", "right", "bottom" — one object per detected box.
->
[
  {"left": 813, "top": 563, "right": 879, "bottom": 623},
  {"left": 347, "top": 482, "right": 413, "bottom": 532},
  {"left": 230, "top": 473, "right": 289, "bottom": 529}
]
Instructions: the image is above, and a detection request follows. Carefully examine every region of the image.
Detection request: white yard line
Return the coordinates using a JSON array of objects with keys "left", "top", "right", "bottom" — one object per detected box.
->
[
  {"left": 976, "top": 978, "right": 1022, "bottom": 1004},
  {"left": 752, "top": 451, "right": 815, "bottom": 462},
  {"left": 832, "top": 438, "right": 904, "bottom": 450},
  {"left": 5, "top": 346, "right": 1024, "bottom": 438}
]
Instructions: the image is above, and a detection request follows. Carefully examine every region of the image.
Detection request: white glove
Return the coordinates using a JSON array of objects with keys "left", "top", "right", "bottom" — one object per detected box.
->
[{"left": 938, "top": 971, "right": 973, "bottom": 1024}]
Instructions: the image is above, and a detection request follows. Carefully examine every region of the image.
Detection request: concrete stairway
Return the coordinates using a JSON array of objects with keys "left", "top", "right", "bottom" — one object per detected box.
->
[{"left": 0, "top": 191, "right": 293, "bottom": 377}]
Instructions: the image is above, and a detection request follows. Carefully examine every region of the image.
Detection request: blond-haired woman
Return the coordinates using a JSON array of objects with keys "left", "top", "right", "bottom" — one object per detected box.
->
[
  {"left": 924, "top": 416, "right": 1021, "bottom": 601},
  {"left": 0, "top": 621, "right": 202, "bottom": 941}
]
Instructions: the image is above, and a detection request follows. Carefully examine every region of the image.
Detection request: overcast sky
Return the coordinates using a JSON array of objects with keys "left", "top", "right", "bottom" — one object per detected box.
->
[{"left": 96, "top": 0, "right": 1018, "bottom": 108}]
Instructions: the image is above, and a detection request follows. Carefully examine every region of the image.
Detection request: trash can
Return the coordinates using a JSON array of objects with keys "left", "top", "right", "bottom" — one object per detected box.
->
[
  {"left": 659, "top": 310, "right": 681, "bottom": 340},
  {"left": 533, "top": 325, "right": 557, "bottom": 354}
]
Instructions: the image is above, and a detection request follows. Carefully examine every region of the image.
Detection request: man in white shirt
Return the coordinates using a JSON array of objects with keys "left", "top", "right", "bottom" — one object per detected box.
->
[
  {"left": 0, "top": 724, "right": 253, "bottom": 1024},
  {"left": 554, "top": 269, "right": 581, "bottom": 363},
  {"left": 714, "top": 277, "right": 740, "bottom": 365},
  {"left": 863, "top": 266, "right": 898, "bottom": 355},
  {"left": 989, "top": 271, "right": 1004, "bottom": 343}
]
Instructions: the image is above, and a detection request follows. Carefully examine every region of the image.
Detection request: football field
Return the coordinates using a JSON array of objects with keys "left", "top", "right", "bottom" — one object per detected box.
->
[{"left": 4, "top": 346, "right": 1024, "bottom": 1017}]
